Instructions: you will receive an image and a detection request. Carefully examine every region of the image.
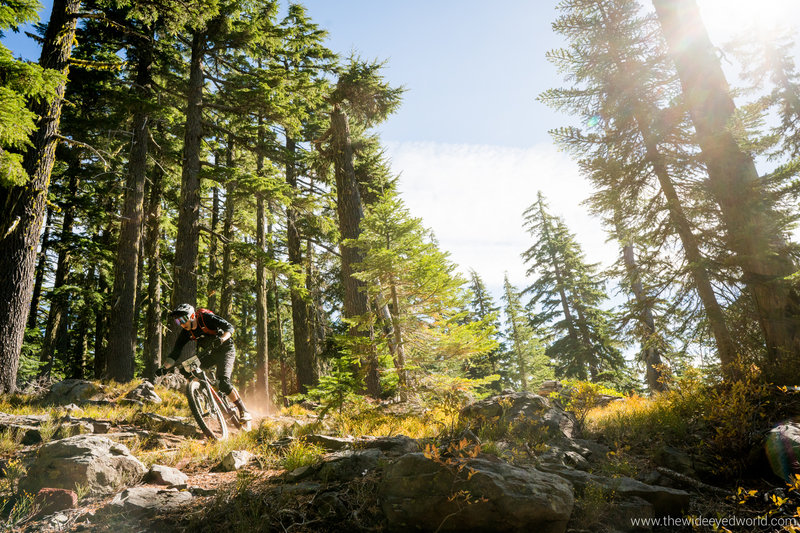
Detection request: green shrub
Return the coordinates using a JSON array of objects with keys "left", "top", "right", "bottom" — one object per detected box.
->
[{"left": 280, "top": 439, "right": 324, "bottom": 471}]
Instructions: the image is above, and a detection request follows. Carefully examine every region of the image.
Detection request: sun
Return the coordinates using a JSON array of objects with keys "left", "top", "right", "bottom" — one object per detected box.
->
[{"left": 696, "top": 0, "right": 800, "bottom": 42}]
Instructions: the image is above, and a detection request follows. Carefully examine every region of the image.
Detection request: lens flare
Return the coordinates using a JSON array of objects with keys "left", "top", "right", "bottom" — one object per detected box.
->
[{"left": 697, "top": 0, "right": 800, "bottom": 41}]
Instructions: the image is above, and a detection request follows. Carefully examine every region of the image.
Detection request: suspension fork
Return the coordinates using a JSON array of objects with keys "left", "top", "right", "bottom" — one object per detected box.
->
[{"left": 205, "top": 379, "right": 233, "bottom": 417}]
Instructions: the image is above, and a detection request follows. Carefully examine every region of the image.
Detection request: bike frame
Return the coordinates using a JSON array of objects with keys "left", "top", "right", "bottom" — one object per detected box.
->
[{"left": 181, "top": 354, "right": 243, "bottom": 430}]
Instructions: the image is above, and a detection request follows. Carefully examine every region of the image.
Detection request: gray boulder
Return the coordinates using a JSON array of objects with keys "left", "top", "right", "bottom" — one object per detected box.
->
[
  {"left": 304, "top": 434, "right": 353, "bottom": 451},
  {"left": 221, "top": 450, "right": 254, "bottom": 471},
  {"left": 316, "top": 449, "right": 383, "bottom": 482},
  {"left": 460, "top": 392, "right": 578, "bottom": 439},
  {"left": 20, "top": 435, "right": 146, "bottom": 495},
  {"left": 357, "top": 435, "right": 420, "bottom": 456},
  {"left": 106, "top": 486, "right": 193, "bottom": 516},
  {"left": 653, "top": 445, "right": 696, "bottom": 477},
  {"left": 540, "top": 465, "right": 689, "bottom": 517},
  {"left": 155, "top": 372, "right": 186, "bottom": 391},
  {"left": 56, "top": 418, "right": 94, "bottom": 438},
  {"left": 144, "top": 464, "right": 188, "bottom": 487},
  {"left": 137, "top": 413, "right": 200, "bottom": 437},
  {"left": 538, "top": 380, "right": 563, "bottom": 397},
  {"left": 380, "top": 453, "right": 573, "bottom": 533},
  {"left": 766, "top": 422, "right": 800, "bottom": 481},
  {"left": 124, "top": 382, "right": 162, "bottom": 404},
  {"left": 46, "top": 380, "right": 106, "bottom": 404},
  {"left": 0, "top": 412, "right": 50, "bottom": 444}
]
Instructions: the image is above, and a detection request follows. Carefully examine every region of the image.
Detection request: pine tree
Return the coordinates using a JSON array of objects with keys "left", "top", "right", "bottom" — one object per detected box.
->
[
  {"left": 652, "top": 0, "right": 800, "bottom": 383},
  {"left": 0, "top": 0, "right": 80, "bottom": 393},
  {"left": 354, "top": 190, "right": 497, "bottom": 390},
  {"left": 464, "top": 269, "right": 506, "bottom": 389},
  {"left": 542, "top": 0, "right": 737, "bottom": 380},
  {"left": 272, "top": 3, "right": 336, "bottom": 393},
  {"left": 322, "top": 58, "right": 403, "bottom": 398},
  {"left": 523, "top": 192, "right": 624, "bottom": 383},
  {"left": 502, "top": 275, "right": 552, "bottom": 391},
  {"left": 105, "top": 24, "right": 155, "bottom": 382}
]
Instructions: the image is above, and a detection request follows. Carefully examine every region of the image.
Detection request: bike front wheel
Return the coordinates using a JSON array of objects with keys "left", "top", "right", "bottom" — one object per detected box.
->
[{"left": 186, "top": 380, "right": 228, "bottom": 440}]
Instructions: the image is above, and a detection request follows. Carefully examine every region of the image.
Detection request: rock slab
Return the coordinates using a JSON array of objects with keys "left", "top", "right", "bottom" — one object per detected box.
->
[
  {"left": 32, "top": 488, "right": 78, "bottom": 518},
  {"left": 106, "top": 486, "right": 193, "bottom": 516},
  {"left": 380, "top": 453, "right": 573, "bottom": 533},
  {"left": 20, "top": 435, "right": 146, "bottom": 495},
  {"left": 460, "top": 391, "right": 578, "bottom": 439},
  {"left": 124, "top": 382, "right": 162, "bottom": 404},
  {"left": 46, "top": 380, "right": 106, "bottom": 404},
  {"left": 221, "top": 450, "right": 254, "bottom": 471},
  {"left": 144, "top": 465, "right": 188, "bottom": 487}
]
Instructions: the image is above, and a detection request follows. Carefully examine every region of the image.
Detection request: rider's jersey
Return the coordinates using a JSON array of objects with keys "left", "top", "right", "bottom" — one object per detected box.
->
[{"left": 167, "top": 310, "right": 234, "bottom": 361}]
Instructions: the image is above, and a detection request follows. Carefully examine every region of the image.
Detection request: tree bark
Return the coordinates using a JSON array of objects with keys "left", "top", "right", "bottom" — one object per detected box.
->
[
  {"left": 0, "top": 0, "right": 80, "bottom": 393},
  {"left": 70, "top": 270, "right": 92, "bottom": 380},
  {"left": 331, "top": 104, "right": 380, "bottom": 398},
  {"left": 273, "top": 269, "right": 287, "bottom": 406},
  {"left": 285, "top": 136, "right": 316, "bottom": 392},
  {"left": 220, "top": 140, "right": 235, "bottom": 319},
  {"left": 652, "top": 0, "right": 800, "bottom": 381},
  {"left": 106, "top": 31, "right": 153, "bottom": 382},
  {"left": 388, "top": 282, "right": 407, "bottom": 391},
  {"left": 173, "top": 30, "right": 205, "bottom": 310},
  {"left": 642, "top": 132, "right": 737, "bottom": 368},
  {"left": 255, "top": 142, "right": 269, "bottom": 407},
  {"left": 28, "top": 208, "right": 53, "bottom": 330},
  {"left": 208, "top": 186, "right": 220, "bottom": 311},
  {"left": 40, "top": 173, "right": 78, "bottom": 378},
  {"left": 143, "top": 165, "right": 163, "bottom": 379},
  {"left": 619, "top": 237, "right": 667, "bottom": 393},
  {"left": 93, "top": 220, "right": 113, "bottom": 379}
]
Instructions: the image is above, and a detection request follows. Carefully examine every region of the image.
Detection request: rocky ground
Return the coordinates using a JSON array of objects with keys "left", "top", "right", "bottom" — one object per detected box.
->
[{"left": 0, "top": 379, "right": 782, "bottom": 532}]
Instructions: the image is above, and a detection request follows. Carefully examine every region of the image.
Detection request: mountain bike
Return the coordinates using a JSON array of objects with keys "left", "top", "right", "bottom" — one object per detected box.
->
[{"left": 180, "top": 354, "right": 251, "bottom": 440}]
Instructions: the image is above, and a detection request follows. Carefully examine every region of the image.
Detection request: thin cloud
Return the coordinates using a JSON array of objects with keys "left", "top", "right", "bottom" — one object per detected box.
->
[{"left": 385, "top": 141, "right": 616, "bottom": 299}]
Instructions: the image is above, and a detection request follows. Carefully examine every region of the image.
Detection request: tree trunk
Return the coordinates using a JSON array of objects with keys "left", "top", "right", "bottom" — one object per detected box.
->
[
  {"left": 28, "top": 208, "right": 53, "bottom": 330},
  {"left": 619, "top": 237, "right": 667, "bottom": 393},
  {"left": 70, "top": 273, "right": 91, "bottom": 380},
  {"left": 0, "top": 0, "right": 80, "bottom": 393},
  {"left": 652, "top": 0, "right": 800, "bottom": 381},
  {"left": 539, "top": 203, "right": 583, "bottom": 376},
  {"left": 388, "top": 282, "right": 408, "bottom": 391},
  {"left": 273, "top": 269, "right": 287, "bottom": 407},
  {"left": 285, "top": 136, "right": 316, "bottom": 392},
  {"left": 255, "top": 190, "right": 269, "bottom": 407},
  {"left": 220, "top": 140, "right": 236, "bottom": 319},
  {"left": 40, "top": 173, "right": 79, "bottom": 378},
  {"left": 106, "top": 32, "right": 153, "bottom": 382},
  {"left": 93, "top": 221, "right": 112, "bottom": 379},
  {"left": 641, "top": 131, "right": 737, "bottom": 368},
  {"left": 143, "top": 165, "right": 163, "bottom": 379},
  {"left": 509, "top": 314, "right": 528, "bottom": 391},
  {"left": 173, "top": 30, "right": 205, "bottom": 310},
  {"left": 331, "top": 104, "right": 380, "bottom": 397},
  {"left": 208, "top": 186, "right": 220, "bottom": 311}
]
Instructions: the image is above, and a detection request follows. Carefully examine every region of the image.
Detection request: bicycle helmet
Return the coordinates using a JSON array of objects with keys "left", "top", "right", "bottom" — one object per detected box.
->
[{"left": 170, "top": 303, "right": 195, "bottom": 326}]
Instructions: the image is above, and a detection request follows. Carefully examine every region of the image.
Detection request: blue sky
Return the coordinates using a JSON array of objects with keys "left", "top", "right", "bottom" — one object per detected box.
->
[
  {"left": 299, "top": 1, "right": 565, "bottom": 147},
  {"left": 5, "top": 0, "right": 800, "bottom": 304}
]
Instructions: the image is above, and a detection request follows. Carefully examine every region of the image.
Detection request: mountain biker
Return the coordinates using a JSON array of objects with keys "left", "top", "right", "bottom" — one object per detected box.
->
[{"left": 157, "top": 303, "right": 252, "bottom": 423}]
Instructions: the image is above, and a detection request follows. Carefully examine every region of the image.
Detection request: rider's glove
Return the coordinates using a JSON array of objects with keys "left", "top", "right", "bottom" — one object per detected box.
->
[{"left": 211, "top": 336, "right": 225, "bottom": 349}]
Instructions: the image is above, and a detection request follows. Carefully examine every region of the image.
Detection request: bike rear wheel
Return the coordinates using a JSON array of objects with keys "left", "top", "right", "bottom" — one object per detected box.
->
[{"left": 186, "top": 380, "right": 228, "bottom": 440}]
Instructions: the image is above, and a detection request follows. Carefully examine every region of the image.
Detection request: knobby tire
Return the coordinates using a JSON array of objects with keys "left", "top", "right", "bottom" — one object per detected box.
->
[{"left": 186, "top": 380, "right": 228, "bottom": 440}]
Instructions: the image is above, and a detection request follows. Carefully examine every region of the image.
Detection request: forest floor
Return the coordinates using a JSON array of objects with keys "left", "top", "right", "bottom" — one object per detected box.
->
[{"left": 1, "top": 377, "right": 799, "bottom": 532}]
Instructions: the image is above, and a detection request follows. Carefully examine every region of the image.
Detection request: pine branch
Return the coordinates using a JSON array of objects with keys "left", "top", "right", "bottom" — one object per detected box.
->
[{"left": 54, "top": 135, "right": 108, "bottom": 168}]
